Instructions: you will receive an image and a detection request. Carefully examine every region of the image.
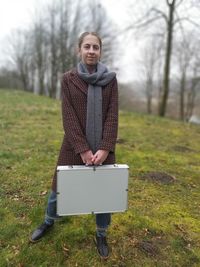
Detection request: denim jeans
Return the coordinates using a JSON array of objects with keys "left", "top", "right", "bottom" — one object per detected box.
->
[{"left": 45, "top": 191, "right": 111, "bottom": 229}]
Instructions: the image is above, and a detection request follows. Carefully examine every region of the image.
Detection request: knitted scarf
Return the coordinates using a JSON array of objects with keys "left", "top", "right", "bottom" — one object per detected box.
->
[{"left": 77, "top": 61, "right": 116, "bottom": 153}]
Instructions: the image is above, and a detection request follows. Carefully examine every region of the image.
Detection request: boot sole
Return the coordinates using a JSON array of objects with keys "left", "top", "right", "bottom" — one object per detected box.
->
[{"left": 29, "top": 236, "right": 41, "bottom": 244}]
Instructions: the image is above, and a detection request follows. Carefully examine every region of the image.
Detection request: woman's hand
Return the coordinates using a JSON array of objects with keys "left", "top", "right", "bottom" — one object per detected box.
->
[
  {"left": 80, "top": 150, "right": 94, "bottom": 165},
  {"left": 92, "top": 150, "right": 109, "bottom": 165}
]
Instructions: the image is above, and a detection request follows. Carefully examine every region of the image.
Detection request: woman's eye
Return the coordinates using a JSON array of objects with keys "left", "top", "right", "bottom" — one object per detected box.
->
[{"left": 93, "top": 46, "right": 99, "bottom": 50}]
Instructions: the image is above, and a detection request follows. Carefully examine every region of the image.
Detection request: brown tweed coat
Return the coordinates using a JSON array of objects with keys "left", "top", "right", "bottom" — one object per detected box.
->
[{"left": 52, "top": 68, "right": 118, "bottom": 191}]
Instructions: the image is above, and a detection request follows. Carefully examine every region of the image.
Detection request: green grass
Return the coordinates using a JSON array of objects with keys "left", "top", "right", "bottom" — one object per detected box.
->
[{"left": 0, "top": 88, "right": 200, "bottom": 267}]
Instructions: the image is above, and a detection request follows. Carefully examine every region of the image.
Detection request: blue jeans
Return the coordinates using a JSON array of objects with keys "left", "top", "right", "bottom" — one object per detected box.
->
[{"left": 45, "top": 191, "right": 111, "bottom": 229}]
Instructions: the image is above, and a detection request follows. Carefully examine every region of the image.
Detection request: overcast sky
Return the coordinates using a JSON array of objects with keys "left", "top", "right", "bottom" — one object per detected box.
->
[
  {"left": 1, "top": 0, "right": 199, "bottom": 83},
  {"left": 0, "top": 0, "right": 139, "bottom": 82},
  {"left": 0, "top": 0, "right": 127, "bottom": 36}
]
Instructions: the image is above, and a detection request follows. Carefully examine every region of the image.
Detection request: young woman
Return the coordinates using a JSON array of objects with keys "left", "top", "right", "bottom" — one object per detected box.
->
[{"left": 30, "top": 32, "right": 118, "bottom": 259}]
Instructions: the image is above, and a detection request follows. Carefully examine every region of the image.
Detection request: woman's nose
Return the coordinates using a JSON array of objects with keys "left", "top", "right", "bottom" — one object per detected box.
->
[{"left": 88, "top": 46, "right": 94, "bottom": 53}]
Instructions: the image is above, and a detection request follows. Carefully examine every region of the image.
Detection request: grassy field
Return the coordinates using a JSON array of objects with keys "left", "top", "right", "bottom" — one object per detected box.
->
[{"left": 0, "top": 88, "right": 200, "bottom": 267}]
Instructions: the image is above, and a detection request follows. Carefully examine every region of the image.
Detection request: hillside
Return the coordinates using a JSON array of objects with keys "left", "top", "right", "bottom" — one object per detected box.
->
[{"left": 0, "top": 89, "right": 200, "bottom": 267}]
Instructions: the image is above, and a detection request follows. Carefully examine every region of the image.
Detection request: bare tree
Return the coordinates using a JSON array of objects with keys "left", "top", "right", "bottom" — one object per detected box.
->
[
  {"left": 7, "top": 30, "right": 32, "bottom": 91},
  {"left": 58, "top": 0, "right": 72, "bottom": 73},
  {"left": 158, "top": 0, "right": 177, "bottom": 117},
  {"left": 46, "top": 3, "right": 60, "bottom": 98},
  {"left": 67, "top": 0, "right": 83, "bottom": 68},
  {"left": 175, "top": 35, "right": 193, "bottom": 120},
  {"left": 32, "top": 20, "right": 48, "bottom": 95},
  {"left": 126, "top": 0, "right": 200, "bottom": 117},
  {"left": 139, "top": 36, "right": 163, "bottom": 114}
]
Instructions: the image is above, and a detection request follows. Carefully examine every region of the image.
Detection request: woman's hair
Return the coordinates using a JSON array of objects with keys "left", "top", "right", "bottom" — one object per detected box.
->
[{"left": 78, "top": 32, "right": 102, "bottom": 50}]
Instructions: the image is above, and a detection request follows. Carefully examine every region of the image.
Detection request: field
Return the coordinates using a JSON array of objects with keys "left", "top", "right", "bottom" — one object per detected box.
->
[{"left": 0, "top": 89, "right": 200, "bottom": 266}]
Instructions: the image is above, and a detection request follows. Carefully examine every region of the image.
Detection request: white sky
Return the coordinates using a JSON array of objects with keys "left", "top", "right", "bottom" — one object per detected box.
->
[
  {"left": 0, "top": 0, "right": 138, "bottom": 82},
  {"left": 0, "top": 0, "right": 129, "bottom": 40},
  {"left": 0, "top": 1, "right": 32, "bottom": 36},
  {"left": 0, "top": 0, "right": 50, "bottom": 59},
  {"left": 0, "top": 0, "right": 199, "bottom": 83}
]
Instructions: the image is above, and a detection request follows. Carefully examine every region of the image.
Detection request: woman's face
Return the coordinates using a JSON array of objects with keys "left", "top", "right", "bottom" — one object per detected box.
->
[{"left": 79, "top": 34, "right": 101, "bottom": 66}]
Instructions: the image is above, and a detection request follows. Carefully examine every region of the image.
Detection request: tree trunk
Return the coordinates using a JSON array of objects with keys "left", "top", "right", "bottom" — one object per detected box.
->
[
  {"left": 39, "top": 73, "right": 45, "bottom": 95},
  {"left": 159, "top": 0, "right": 175, "bottom": 117},
  {"left": 146, "top": 78, "right": 153, "bottom": 114},
  {"left": 49, "top": 6, "right": 58, "bottom": 98},
  {"left": 179, "top": 71, "right": 186, "bottom": 120}
]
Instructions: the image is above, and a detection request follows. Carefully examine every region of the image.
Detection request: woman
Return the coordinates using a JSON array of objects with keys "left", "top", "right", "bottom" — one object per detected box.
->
[{"left": 30, "top": 32, "right": 118, "bottom": 259}]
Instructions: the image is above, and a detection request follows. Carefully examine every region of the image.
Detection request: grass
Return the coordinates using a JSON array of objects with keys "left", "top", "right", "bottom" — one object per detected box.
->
[{"left": 0, "top": 88, "right": 200, "bottom": 267}]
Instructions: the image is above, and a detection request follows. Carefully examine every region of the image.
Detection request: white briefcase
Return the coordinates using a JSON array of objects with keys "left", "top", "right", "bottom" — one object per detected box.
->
[{"left": 56, "top": 164, "right": 129, "bottom": 216}]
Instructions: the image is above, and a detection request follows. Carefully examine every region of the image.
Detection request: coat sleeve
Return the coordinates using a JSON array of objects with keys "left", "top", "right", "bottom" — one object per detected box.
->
[
  {"left": 99, "top": 78, "right": 118, "bottom": 152},
  {"left": 61, "top": 73, "right": 90, "bottom": 155}
]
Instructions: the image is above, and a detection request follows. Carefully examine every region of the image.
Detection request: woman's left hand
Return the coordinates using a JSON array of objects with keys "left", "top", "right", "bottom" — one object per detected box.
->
[{"left": 91, "top": 150, "right": 109, "bottom": 165}]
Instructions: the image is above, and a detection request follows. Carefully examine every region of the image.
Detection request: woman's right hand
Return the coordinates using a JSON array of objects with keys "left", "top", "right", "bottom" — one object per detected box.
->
[{"left": 80, "top": 150, "right": 94, "bottom": 165}]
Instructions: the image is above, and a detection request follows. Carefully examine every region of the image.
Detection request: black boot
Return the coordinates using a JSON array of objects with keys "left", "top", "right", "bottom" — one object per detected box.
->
[
  {"left": 29, "top": 222, "right": 54, "bottom": 243},
  {"left": 95, "top": 234, "right": 109, "bottom": 259}
]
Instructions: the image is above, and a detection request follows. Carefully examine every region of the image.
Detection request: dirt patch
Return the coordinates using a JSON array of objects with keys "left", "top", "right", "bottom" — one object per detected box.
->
[
  {"left": 137, "top": 234, "right": 168, "bottom": 256},
  {"left": 141, "top": 172, "right": 176, "bottom": 184},
  {"left": 172, "top": 145, "right": 195, "bottom": 153},
  {"left": 137, "top": 240, "right": 159, "bottom": 256}
]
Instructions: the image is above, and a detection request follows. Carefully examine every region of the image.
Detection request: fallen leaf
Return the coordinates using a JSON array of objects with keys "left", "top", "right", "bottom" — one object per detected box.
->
[
  {"left": 62, "top": 243, "right": 70, "bottom": 253},
  {"left": 39, "top": 190, "right": 47, "bottom": 196}
]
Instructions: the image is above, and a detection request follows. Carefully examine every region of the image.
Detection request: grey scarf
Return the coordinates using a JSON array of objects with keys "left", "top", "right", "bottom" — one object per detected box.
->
[{"left": 77, "top": 62, "right": 116, "bottom": 153}]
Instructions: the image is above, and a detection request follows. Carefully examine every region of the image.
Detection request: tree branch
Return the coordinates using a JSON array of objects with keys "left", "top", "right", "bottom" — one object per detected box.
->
[
  {"left": 124, "top": 15, "right": 165, "bottom": 32},
  {"left": 174, "top": 16, "right": 200, "bottom": 27},
  {"left": 151, "top": 8, "right": 168, "bottom": 22},
  {"left": 175, "top": 0, "right": 185, "bottom": 8},
  {"left": 166, "top": 0, "right": 176, "bottom": 6},
  {"left": 125, "top": 7, "right": 168, "bottom": 32},
  {"left": 174, "top": 10, "right": 188, "bottom": 46}
]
